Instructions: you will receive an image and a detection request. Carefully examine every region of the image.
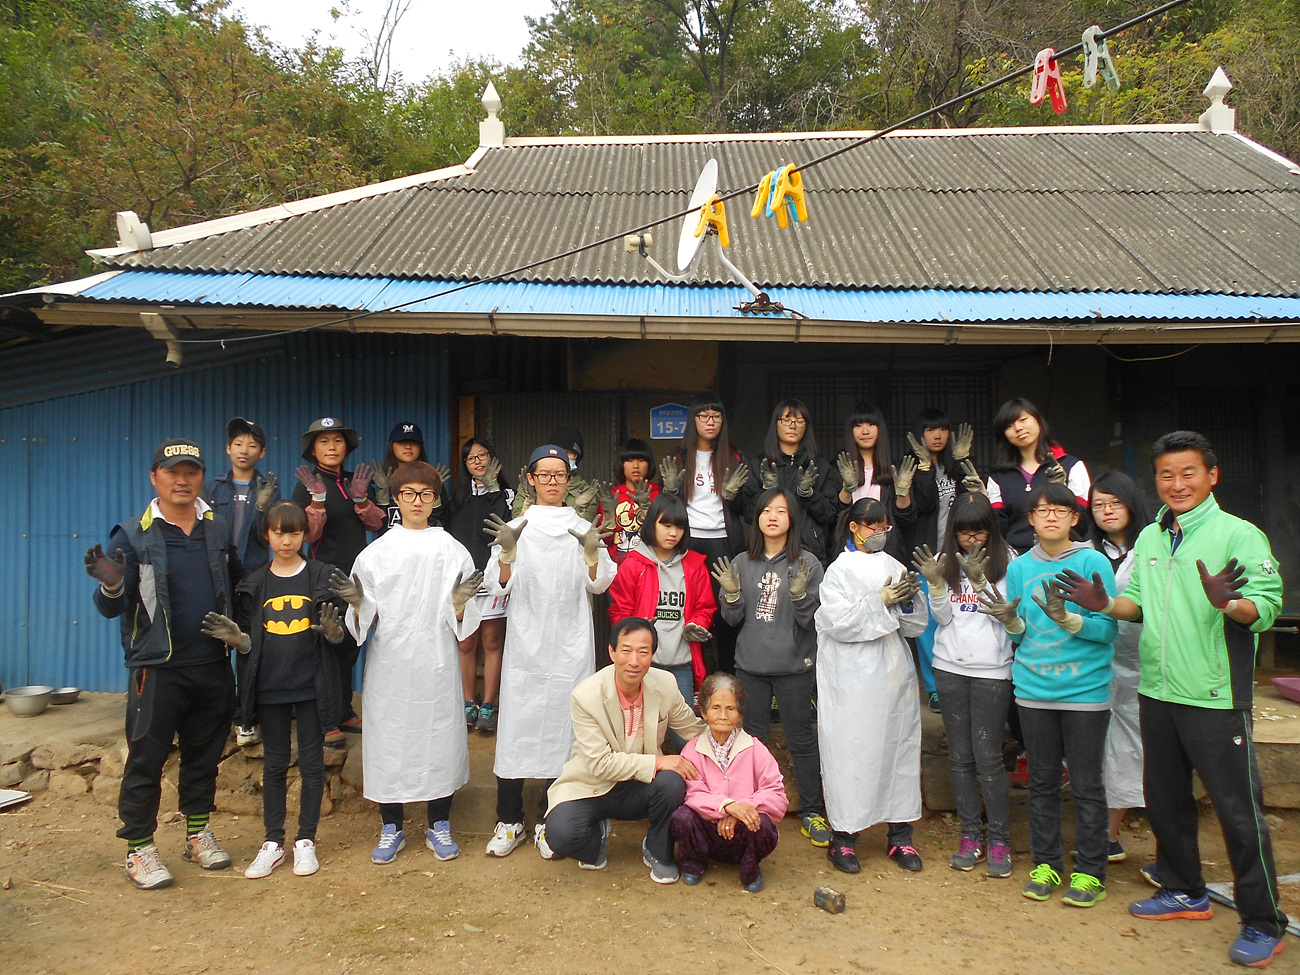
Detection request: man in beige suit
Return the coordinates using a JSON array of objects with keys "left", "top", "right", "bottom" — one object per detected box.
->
[{"left": 546, "top": 617, "right": 706, "bottom": 883}]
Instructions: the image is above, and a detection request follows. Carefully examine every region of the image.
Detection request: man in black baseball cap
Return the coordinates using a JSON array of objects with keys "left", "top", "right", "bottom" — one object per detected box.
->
[{"left": 84, "top": 438, "right": 245, "bottom": 890}]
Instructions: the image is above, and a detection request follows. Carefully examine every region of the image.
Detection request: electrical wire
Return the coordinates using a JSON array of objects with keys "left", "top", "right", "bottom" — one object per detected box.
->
[{"left": 169, "top": 0, "right": 1193, "bottom": 346}]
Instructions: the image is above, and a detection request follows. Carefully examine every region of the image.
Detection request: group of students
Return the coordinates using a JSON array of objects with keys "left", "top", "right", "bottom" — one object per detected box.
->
[{"left": 84, "top": 392, "right": 1289, "bottom": 969}]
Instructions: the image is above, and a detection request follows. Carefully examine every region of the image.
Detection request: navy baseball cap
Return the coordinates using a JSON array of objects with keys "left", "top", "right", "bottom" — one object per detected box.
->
[
  {"left": 226, "top": 416, "right": 267, "bottom": 447},
  {"left": 387, "top": 421, "right": 425, "bottom": 445},
  {"left": 527, "top": 444, "right": 569, "bottom": 471}
]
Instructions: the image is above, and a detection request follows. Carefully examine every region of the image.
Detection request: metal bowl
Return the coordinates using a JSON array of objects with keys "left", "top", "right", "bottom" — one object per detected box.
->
[
  {"left": 50, "top": 687, "right": 82, "bottom": 705},
  {"left": 4, "top": 685, "right": 54, "bottom": 717}
]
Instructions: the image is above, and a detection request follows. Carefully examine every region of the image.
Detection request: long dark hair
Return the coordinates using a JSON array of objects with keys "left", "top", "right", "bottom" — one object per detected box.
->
[
  {"left": 843, "top": 403, "right": 893, "bottom": 486},
  {"left": 991, "top": 397, "right": 1056, "bottom": 470},
  {"left": 1088, "top": 470, "right": 1150, "bottom": 551},
  {"left": 614, "top": 438, "right": 655, "bottom": 486},
  {"left": 940, "top": 494, "right": 1009, "bottom": 592},
  {"left": 833, "top": 497, "right": 889, "bottom": 553},
  {"left": 763, "top": 399, "right": 817, "bottom": 463},
  {"left": 745, "top": 487, "right": 804, "bottom": 562},
  {"left": 680, "top": 391, "right": 742, "bottom": 503},
  {"left": 452, "top": 437, "right": 511, "bottom": 507},
  {"left": 914, "top": 407, "right": 960, "bottom": 480},
  {"left": 639, "top": 493, "right": 691, "bottom": 556}
]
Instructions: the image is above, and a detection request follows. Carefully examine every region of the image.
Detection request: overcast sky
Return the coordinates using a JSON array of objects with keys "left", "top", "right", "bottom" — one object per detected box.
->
[{"left": 230, "top": 0, "right": 553, "bottom": 84}]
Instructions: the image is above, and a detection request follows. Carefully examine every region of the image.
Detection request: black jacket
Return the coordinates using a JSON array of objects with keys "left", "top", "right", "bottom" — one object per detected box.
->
[
  {"left": 208, "top": 469, "right": 278, "bottom": 571},
  {"left": 988, "top": 450, "right": 1089, "bottom": 553},
  {"left": 907, "top": 462, "right": 970, "bottom": 553},
  {"left": 741, "top": 446, "right": 839, "bottom": 564},
  {"left": 291, "top": 464, "right": 376, "bottom": 572},
  {"left": 448, "top": 486, "right": 514, "bottom": 570}
]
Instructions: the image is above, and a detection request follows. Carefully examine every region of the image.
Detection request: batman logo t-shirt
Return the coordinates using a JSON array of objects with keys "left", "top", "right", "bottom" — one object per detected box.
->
[{"left": 257, "top": 566, "right": 316, "bottom": 704}]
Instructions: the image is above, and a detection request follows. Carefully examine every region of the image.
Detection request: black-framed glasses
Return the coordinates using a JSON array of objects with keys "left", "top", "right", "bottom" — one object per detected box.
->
[
  {"left": 1031, "top": 505, "right": 1073, "bottom": 519},
  {"left": 955, "top": 529, "right": 990, "bottom": 540},
  {"left": 397, "top": 489, "right": 437, "bottom": 502},
  {"left": 531, "top": 472, "right": 571, "bottom": 484}
]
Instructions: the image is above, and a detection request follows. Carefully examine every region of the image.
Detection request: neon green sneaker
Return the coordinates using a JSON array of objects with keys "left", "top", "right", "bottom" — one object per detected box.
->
[
  {"left": 1062, "top": 872, "right": 1107, "bottom": 907},
  {"left": 1022, "top": 863, "right": 1062, "bottom": 901},
  {"left": 800, "top": 814, "right": 831, "bottom": 848}
]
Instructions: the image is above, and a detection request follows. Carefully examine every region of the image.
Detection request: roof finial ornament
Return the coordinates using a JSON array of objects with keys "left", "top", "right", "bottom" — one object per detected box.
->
[
  {"left": 480, "top": 81, "right": 505, "bottom": 148},
  {"left": 1199, "top": 67, "right": 1235, "bottom": 134}
]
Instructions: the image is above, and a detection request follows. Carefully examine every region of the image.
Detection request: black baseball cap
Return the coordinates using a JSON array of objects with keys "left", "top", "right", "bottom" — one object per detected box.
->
[
  {"left": 151, "top": 438, "right": 205, "bottom": 471},
  {"left": 387, "top": 421, "right": 425, "bottom": 445},
  {"left": 226, "top": 416, "right": 267, "bottom": 447}
]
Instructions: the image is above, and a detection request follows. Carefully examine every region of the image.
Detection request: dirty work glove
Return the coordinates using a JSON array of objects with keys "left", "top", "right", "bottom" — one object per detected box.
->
[
  {"left": 1042, "top": 458, "right": 1068, "bottom": 486},
  {"left": 452, "top": 570, "right": 485, "bottom": 619},
  {"left": 631, "top": 479, "right": 651, "bottom": 511},
  {"left": 201, "top": 612, "right": 250, "bottom": 654},
  {"left": 957, "top": 541, "right": 990, "bottom": 592},
  {"left": 295, "top": 465, "right": 328, "bottom": 504},
  {"left": 906, "top": 432, "right": 932, "bottom": 471},
  {"left": 879, "top": 571, "right": 922, "bottom": 607},
  {"left": 758, "top": 458, "right": 779, "bottom": 490},
  {"left": 483, "top": 513, "right": 526, "bottom": 564},
  {"left": 788, "top": 558, "right": 813, "bottom": 600},
  {"left": 1197, "top": 557, "right": 1247, "bottom": 610},
  {"left": 517, "top": 467, "right": 536, "bottom": 507},
  {"left": 891, "top": 454, "right": 918, "bottom": 499},
  {"left": 1053, "top": 568, "right": 1113, "bottom": 614},
  {"left": 796, "top": 461, "right": 817, "bottom": 499},
  {"left": 977, "top": 583, "right": 1025, "bottom": 634},
  {"left": 959, "top": 459, "right": 987, "bottom": 498},
  {"left": 571, "top": 477, "right": 599, "bottom": 511},
  {"left": 311, "top": 602, "right": 345, "bottom": 644},
  {"left": 329, "top": 569, "right": 364, "bottom": 612},
  {"left": 369, "top": 461, "right": 390, "bottom": 507},
  {"left": 255, "top": 472, "right": 279, "bottom": 512},
  {"left": 595, "top": 480, "right": 616, "bottom": 517},
  {"left": 568, "top": 514, "right": 614, "bottom": 567},
  {"left": 683, "top": 622, "right": 712, "bottom": 643},
  {"left": 912, "top": 545, "right": 946, "bottom": 592},
  {"left": 721, "top": 464, "right": 748, "bottom": 501},
  {"left": 431, "top": 464, "right": 452, "bottom": 504},
  {"left": 711, "top": 556, "right": 742, "bottom": 603},
  {"left": 836, "top": 451, "right": 859, "bottom": 493},
  {"left": 481, "top": 457, "right": 501, "bottom": 493},
  {"left": 347, "top": 463, "right": 373, "bottom": 503},
  {"left": 952, "top": 423, "right": 974, "bottom": 462},
  {"left": 1031, "top": 579, "right": 1083, "bottom": 634},
  {"left": 84, "top": 543, "right": 127, "bottom": 593},
  {"left": 658, "top": 455, "right": 683, "bottom": 492}
]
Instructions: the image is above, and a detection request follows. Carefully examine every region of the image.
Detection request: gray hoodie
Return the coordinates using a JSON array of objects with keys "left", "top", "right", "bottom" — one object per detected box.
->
[
  {"left": 721, "top": 548, "right": 823, "bottom": 675},
  {"left": 644, "top": 540, "right": 689, "bottom": 667}
]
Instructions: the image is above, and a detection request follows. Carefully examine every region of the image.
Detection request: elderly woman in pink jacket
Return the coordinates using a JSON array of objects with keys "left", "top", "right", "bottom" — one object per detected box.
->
[{"left": 670, "top": 672, "right": 789, "bottom": 892}]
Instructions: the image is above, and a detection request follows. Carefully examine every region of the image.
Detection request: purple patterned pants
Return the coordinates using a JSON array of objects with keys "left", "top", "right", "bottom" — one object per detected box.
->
[{"left": 670, "top": 805, "right": 779, "bottom": 885}]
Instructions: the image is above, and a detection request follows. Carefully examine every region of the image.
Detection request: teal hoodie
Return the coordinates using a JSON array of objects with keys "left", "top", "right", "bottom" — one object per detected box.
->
[{"left": 1005, "top": 542, "right": 1118, "bottom": 706}]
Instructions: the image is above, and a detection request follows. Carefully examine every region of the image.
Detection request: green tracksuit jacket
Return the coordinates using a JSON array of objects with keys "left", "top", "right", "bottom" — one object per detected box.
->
[{"left": 1123, "top": 494, "right": 1282, "bottom": 710}]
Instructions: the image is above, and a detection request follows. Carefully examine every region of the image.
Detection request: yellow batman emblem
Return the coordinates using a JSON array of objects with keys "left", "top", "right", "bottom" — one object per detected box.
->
[{"left": 263, "top": 594, "right": 314, "bottom": 635}]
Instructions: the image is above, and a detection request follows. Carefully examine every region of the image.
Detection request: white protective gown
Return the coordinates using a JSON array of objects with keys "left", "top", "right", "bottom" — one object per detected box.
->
[
  {"left": 1103, "top": 548, "right": 1145, "bottom": 808},
  {"left": 346, "top": 525, "right": 481, "bottom": 804},
  {"left": 815, "top": 547, "right": 929, "bottom": 833},
  {"left": 486, "top": 505, "right": 616, "bottom": 779}
]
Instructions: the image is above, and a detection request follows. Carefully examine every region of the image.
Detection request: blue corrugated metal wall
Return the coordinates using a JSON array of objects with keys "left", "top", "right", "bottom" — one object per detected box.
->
[{"left": 0, "top": 331, "right": 450, "bottom": 692}]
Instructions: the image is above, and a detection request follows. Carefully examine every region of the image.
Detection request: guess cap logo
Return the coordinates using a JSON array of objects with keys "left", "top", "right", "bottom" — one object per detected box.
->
[{"left": 163, "top": 444, "right": 202, "bottom": 458}]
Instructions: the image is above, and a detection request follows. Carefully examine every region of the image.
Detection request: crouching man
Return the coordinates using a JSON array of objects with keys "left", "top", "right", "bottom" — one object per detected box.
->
[{"left": 544, "top": 617, "right": 706, "bottom": 883}]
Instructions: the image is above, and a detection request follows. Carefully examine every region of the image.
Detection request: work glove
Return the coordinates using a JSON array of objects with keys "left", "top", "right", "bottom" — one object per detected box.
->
[
  {"left": 1031, "top": 579, "right": 1083, "bottom": 634},
  {"left": 483, "top": 513, "right": 526, "bottom": 564},
  {"left": 255, "top": 472, "right": 279, "bottom": 512},
  {"left": 879, "top": 571, "right": 922, "bottom": 607},
  {"left": 977, "top": 583, "right": 1024, "bottom": 634},
  {"left": 347, "top": 463, "right": 373, "bottom": 503},
  {"left": 84, "top": 543, "right": 127, "bottom": 592},
  {"left": 481, "top": 457, "right": 501, "bottom": 493},
  {"left": 758, "top": 458, "right": 779, "bottom": 490},
  {"left": 711, "top": 556, "right": 742, "bottom": 602},
  {"left": 912, "top": 544, "right": 946, "bottom": 591},
  {"left": 959, "top": 459, "right": 987, "bottom": 498},
  {"left": 432, "top": 464, "right": 452, "bottom": 504},
  {"left": 952, "top": 423, "right": 974, "bottom": 462},
  {"left": 452, "top": 570, "right": 485, "bottom": 619},
  {"left": 658, "top": 456, "right": 683, "bottom": 492},
  {"left": 517, "top": 467, "right": 536, "bottom": 507},
  {"left": 1053, "top": 568, "right": 1113, "bottom": 614},
  {"left": 200, "top": 612, "right": 250, "bottom": 653},
  {"left": 329, "top": 569, "right": 364, "bottom": 613},
  {"left": 311, "top": 602, "right": 345, "bottom": 644},
  {"left": 891, "top": 454, "right": 918, "bottom": 499},
  {"left": 906, "top": 432, "right": 932, "bottom": 471},
  {"left": 295, "top": 465, "right": 328, "bottom": 504},
  {"left": 631, "top": 478, "right": 651, "bottom": 511},
  {"left": 595, "top": 480, "right": 616, "bottom": 517},
  {"left": 788, "top": 558, "right": 812, "bottom": 600},
  {"left": 721, "top": 464, "right": 748, "bottom": 501},
  {"left": 1198, "top": 558, "right": 1247, "bottom": 610},
  {"left": 957, "top": 541, "right": 990, "bottom": 592},
  {"left": 796, "top": 461, "right": 817, "bottom": 499},
  {"left": 568, "top": 514, "right": 614, "bottom": 567},
  {"left": 369, "top": 461, "right": 390, "bottom": 507},
  {"left": 572, "top": 477, "right": 600, "bottom": 512},
  {"left": 1042, "top": 458, "right": 1068, "bottom": 486},
  {"left": 683, "top": 622, "right": 712, "bottom": 643},
  {"left": 836, "top": 451, "right": 859, "bottom": 493}
]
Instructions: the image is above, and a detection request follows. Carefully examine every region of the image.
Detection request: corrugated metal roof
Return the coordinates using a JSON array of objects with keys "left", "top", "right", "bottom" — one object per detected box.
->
[
  {"left": 72, "top": 269, "right": 1300, "bottom": 323},
  {"left": 94, "top": 127, "right": 1300, "bottom": 296}
]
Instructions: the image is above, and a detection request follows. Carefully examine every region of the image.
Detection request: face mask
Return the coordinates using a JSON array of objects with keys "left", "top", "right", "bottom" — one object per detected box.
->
[{"left": 857, "top": 532, "right": 888, "bottom": 552}]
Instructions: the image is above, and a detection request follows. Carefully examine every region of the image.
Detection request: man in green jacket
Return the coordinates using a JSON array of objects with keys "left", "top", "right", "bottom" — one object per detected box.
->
[{"left": 1058, "top": 431, "right": 1287, "bottom": 969}]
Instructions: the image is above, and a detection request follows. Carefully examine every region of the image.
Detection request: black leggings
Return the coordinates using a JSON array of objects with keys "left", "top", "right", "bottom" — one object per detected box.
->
[
  {"left": 379, "top": 796, "right": 453, "bottom": 831},
  {"left": 260, "top": 699, "right": 325, "bottom": 845}
]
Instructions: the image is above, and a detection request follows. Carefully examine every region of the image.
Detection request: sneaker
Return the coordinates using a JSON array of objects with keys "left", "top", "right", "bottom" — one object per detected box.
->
[
  {"left": 579, "top": 818, "right": 611, "bottom": 870},
  {"left": 485, "top": 821, "right": 525, "bottom": 858},
  {"left": 801, "top": 814, "right": 832, "bottom": 848},
  {"left": 1062, "top": 872, "right": 1107, "bottom": 907},
  {"left": 292, "top": 839, "right": 319, "bottom": 876},
  {"left": 235, "top": 725, "right": 261, "bottom": 747},
  {"left": 371, "top": 824, "right": 405, "bottom": 864},
  {"left": 742, "top": 871, "right": 765, "bottom": 893},
  {"left": 324, "top": 728, "right": 345, "bottom": 746},
  {"left": 987, "top": 841, "right": 1012, "bottom": 878},
  {"left": 928, "top": 691, "right": 941, "bottom": 714},
  {"left": 950, "top": 834, "right": 985, "bottom": 871},
  {"left": 827, "top": 843, "right": 860, "bottom": 874},
  {"left": 642, "top": 838, "right": 679, "bottom": 884},
  {"left": 426, "top": 821, "right": 459, "bottom": 861},
  {"left": 339, "top": 715, "right": 363, "bottom": 733},
  {"left": 1108, "top": 839, "right": 1127, "bottom": 862},
  {"left": 534, "top": 822, "right": 555, "bottom": 860},
  {"left": 889, "top": 844, "right": 923, "bottom": 872},
  {"left": 1229, "top": 925, "right": 1286, "bottom": 968},
  {"left": 245, "top": 841, "right": 285, "bottom": 879},
  {"left": 1129, "top": 887, "right": 1214, "bottom": 920},
  {"left": 1010, "top": 751, "right": 1029, "bottom": 788},
  {"left": 1022, "top": 863, "right": 1062, "bottom": 901},
  {"left": 465, "top": 700, "right": 479, "bottom": 728},
  {"left": 1140, "top": 863, "right": 1163, "bottom": 889},
  {"left": 770, "top": 695, "right": 780, "bottom": 723},
  {"left": 183, "top": 829, "right": 232, "bottom": 870},
  {"left": 124, "top": 844, "right": 173, "bottom": 890},
  {"left": 476, "top": 702, "right": 498, "bottom": 733},
  {"left": 682, "top": 870, "right": 704, "bottom": 885}
]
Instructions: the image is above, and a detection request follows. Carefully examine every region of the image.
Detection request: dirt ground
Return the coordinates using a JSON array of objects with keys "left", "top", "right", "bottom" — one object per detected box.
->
[{"left": 2, "top": 781, "right": 1296, "bottom": 975}]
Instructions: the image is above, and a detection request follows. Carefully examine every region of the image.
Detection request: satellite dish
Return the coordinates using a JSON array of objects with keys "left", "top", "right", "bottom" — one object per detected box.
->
[{"left": 676, "top": 158, "right": 719, "bottom": 272}]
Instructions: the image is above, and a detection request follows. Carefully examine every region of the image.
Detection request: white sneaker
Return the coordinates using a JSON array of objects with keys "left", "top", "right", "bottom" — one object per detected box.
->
[
  {"left": 485, "top": 821, "right": 525, "bottom": 858},
  {"left": 534, "top": 822, "right": 555, "bottom": 860},
  {"left": 293, "top": 839, "right": 319, "bottom": 876},
  {"left": 183, "top": 829, "right": 232, "bottom": 870},
  {"left": 244, "top": 841, "right": 286, "bottom": 879},
  {"left": 125, "top": 844, "right": 173, "bottom": 890},
  {"left": 236, "top": 725, "right": 261, "bottom": 747}
]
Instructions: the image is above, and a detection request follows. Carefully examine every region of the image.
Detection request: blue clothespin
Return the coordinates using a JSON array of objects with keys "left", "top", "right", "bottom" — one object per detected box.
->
[{"left": 1082, "top": 26, "right": 1120, "bottom": 91}]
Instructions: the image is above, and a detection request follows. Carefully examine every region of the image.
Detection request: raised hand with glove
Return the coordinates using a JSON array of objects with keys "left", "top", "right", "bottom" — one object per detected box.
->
[
  {"left": 891, "top": 454, "right": 918, "bottom": 501},
  {"left": 879, "top": 571, "right": 922, "bottom": 607},
  {"left": 482, "top": 513, "right": 526, "bottom": 564},
  {"left": 310, "top": 602, "right": 346, "bottom": 644},
  {"left": 1053, "top": 568, "right": 1113, "bottom": 614},
  {"left": 951, "top": 423, "right": 974, "bottom": 462},
  {"left": 912, "top": 544, "right": 946, "bottom": 598},
  {"left": 84, "top": 543, "right": 127, "bottom": 595},
  {"left": 758, "top": 458, "right": 779, "bottom": 490},
  {"left": 201, "top": 612, "right": 251, "bottom": 654},
  {"left": 347, "top": 463, "right": 374, "bottom": 504},
  {"left": 788, "top": 558, "right": 813, "bottom": 600},
  {"left": 1041, "top": 458, "right": 1068, "bottom": 486},
  {"left": 976, "top": 583, "right": 1024, "bottom": 634},
  {"left": 721, "top": 464, "right": 748, "bottom": 501},
  {"left": 295, "top": 465, "right": 328, "bottom": 505},
  {"left": 254, "top": 472, "right": 279, "bottom": 512},
  {"left": 369, "top": 461, "right": 390, "bottom": 507},
  {"left": 836, "top": 451, "right": 859, "bottom": 493},
  {"left": 328, "top": 569, "right": 365, "bottom": 613},
  {"left": 658, "top": 455, "right": 683, "bottom": 492},
  {"left": 959, "top": 459, "right": 987, "bottom": 498},
  {"left": 481, "top": 457, "right": 502, "bottom": 492},
  {"left": 1031, "top": 578, "right": 1083, "bottom": 634},
  {"left": 452, "top": 570, "right": 485, "bottom": 620},
  {"left": 906, "top": 432, "right": 932, "bottom": 471},
  {"left": 795, "top": 460, "right": 818, "bottom": 499},
  {"left": 1197, "top": 558, "right": 1247, "bottom": 611},
  {"left": 956, "top": 541, "right": 990, "bottom": 592},
  {"left": 711, "top": 556, "right": 742, "bottom": 603},
  {"left": 568, "top": 514, "right": 614, "bottom": 567}
]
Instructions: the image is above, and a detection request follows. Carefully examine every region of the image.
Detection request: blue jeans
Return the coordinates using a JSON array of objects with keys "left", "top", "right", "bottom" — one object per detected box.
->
[{"left": 653, "top": 662, "right": 695, "bottom": 708}]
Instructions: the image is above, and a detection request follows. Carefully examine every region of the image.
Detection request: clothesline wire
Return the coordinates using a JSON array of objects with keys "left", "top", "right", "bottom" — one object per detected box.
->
[{"left": 169, "top": 0, "right": 1192, "bottom": 346}]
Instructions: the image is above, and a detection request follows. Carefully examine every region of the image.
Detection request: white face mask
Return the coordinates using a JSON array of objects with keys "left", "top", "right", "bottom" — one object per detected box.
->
[{"left": 858, "top": 532, "right": 888, "bottom": 552}]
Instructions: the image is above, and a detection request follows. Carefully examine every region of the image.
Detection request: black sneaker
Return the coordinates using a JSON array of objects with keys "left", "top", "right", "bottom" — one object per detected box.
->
[
  {"left": 888, "top": 843, "right": 923, "bottom": 872},
  {"left": 827, "top": 842, "right": 860, "bottom": 874},
  {"left": 928, "top": 692, "right": 941, "bottom": 714}
]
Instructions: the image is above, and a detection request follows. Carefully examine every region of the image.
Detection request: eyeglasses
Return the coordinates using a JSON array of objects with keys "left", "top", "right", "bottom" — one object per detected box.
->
[
  {"left": 1091, "top": 500, "right": 1125, "bottom": 513},
  {"left": 397, "top": 489, "right": 437, "bottom": 502},
  {"left": 696, "top": 411, "right": 723, "bottom": 422},
  {"left": 861, "top": 524, "right": 893, "bottom": 535},
  {"left": 777, "top": 415, "right": 807, "bottom": 426},
  {"left": 1030, "top": 505, "right": 1073, "bottom": 519},
  {"left": 530, "top": 472, "right": 571, "bottom": 484},
  {"left": 465, "top": 452, "right": 491, "bottom": 464},
  {"left": 955, "top": 529, "right": 990, "bottom": 540}
]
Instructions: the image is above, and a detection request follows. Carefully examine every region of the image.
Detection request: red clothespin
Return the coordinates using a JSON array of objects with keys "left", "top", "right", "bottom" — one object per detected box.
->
[{"left": 1030, "top": 48, "right": 1068, "bottom": 114}]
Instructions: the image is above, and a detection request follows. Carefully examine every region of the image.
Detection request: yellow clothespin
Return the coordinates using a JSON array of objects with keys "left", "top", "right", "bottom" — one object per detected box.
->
[
  {"left": 751, "top": 170, "right": 776, "bottom": 219},
  {"left": 771, "top": 164, "right": 808, "bottom": 228},
  {"left": 693, "top": 195, "right": 729, "bottom": 248}
]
